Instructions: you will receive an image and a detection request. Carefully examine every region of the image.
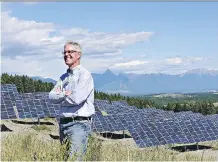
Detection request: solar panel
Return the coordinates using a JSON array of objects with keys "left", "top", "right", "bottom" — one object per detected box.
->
[
  {"left": 15, "top": 99, "right": 46, "bottom": 118},
  {"left": 92, "top": 112, "right": 130, "bottom": 133},
  {"left": 94, "top": 99, "right": 110, "bottom": 104},
  {"left": 1, "top": 91, "right": 20, "bottom": 101},
  {"left": 174, "top": 111, "right": 204, "bottom": 120},
  {"left": 1, "top": 84, "right": 18, "bottom": 93},
  {"left": 1, "top": 91, "right": 50, "bottom": 106},
  {"left": 45, "top": 99, "right": 61, "bottom": 117},
  {"left": 21, "top": 93, "right": 34, "bottom": 100},
  {"left": 111, "top": 100, "right": 129, "bottom": 106},
  {"left": 14, "top": 98, "right": 61, "bottom": 119},
  {"left": 33, "top": 92, "right": 49, "bottom": 99},
  {"left": 18, "top": 92, "right": 49, "bottom": 100},
  {"left": 92, "top": 112, "right": 111, "bottom": 132},
  {"left": 1, "top": 98, "right": 17, "bottom": 119},
  {"left": 101, "top": 105, "right": 136, "bottom": 115},
  {"left": 94, "top": 100, "right": 112, "bottom": 111},
  {"left": 92, "top": 106, "right": 218, "bottom": 148},
  {"left": 106, "top": 115, "right": 126, "bottom": 132},
  {"left": 127, "top": 118, "right": 154, "bottom": 147},
  {"left": 94, "top": 100, "right": 138, "bottom": 115},
  {"left": 126, "top": 116, "right": 218, "bottom": 148},
  {"left": 205, "top": 114, "right": 218, "bottom": 124}
]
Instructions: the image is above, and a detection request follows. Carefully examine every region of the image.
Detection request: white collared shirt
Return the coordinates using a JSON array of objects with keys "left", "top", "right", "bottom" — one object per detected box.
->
[{"left": 49, "top": 65, "right": 95, "bottom": 117}]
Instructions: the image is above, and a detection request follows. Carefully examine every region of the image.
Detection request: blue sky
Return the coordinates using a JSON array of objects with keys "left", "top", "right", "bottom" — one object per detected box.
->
[{"left": 1, "top": 2, "right": 218, "bottom": 79}]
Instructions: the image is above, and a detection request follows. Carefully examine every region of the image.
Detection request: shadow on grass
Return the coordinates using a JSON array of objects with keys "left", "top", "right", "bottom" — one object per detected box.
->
[
  {"left": 99, "top": 132, "right": 132, "bottom": 139},
  {"left": 12, "top": 120, "right": 54, "bottom": 125},
  {"left": 49, "top": 134, "right": 60, "bottom": 140},
  {"left": 1, "top": 124, "right": 13, "bottom": 132},
  {"left": 170, "top": 144, "right": 212, "bottom": 152}
]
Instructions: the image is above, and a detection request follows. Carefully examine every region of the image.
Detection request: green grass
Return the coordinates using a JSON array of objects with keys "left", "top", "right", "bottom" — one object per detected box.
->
[
  {"left": 1, "top": 133, "right": 217, "bottom": 161},
  {"left": 213, "top": 102, "right": 218, "bottom": 107},
  {"left": 42, "top": 117, "right": 56, "bottom": 121},
  {"left": 31, "top": 125, "right": 51, "bottom": 132},
  {"left": 43, "top": 117, "right": 51, "bottom": 121},
  {"left": 101, "top": 110, "right": 109, "bottom": 116},
  {"left": 1, "top": 133, "right": 65, "bottom": 161},
  {"left": 170, "top": 143, "right": 197, "bottom": 147},
  {"left": 212, "top": 141, "right": 218, "bottom": 150}
]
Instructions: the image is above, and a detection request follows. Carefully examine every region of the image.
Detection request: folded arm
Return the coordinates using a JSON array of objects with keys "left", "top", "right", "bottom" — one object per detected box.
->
[
  {"left": 65, "top": 72, "right": 94, "bottom": 106},
  {"left": 49, "top": 79, "right": 66, "bottom": 104}
]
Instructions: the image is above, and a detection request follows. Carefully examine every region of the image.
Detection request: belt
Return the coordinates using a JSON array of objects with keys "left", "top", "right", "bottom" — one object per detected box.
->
[
  {"left": 73, "top": 116, "right": 92, "bottom": 121},
  {"left": 60, "top": 116, "right": 92, "bottom": 123}
]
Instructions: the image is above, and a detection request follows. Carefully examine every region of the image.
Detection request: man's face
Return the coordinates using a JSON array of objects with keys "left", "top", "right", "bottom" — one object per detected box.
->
[{"left": 63, "top": 44, "right": 81, "bottom": 67}]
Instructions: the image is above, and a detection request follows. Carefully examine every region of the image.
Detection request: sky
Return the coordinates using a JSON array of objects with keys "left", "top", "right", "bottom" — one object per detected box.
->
[{"left": 1, "top": 2, "right": 218, "bottom": 80}]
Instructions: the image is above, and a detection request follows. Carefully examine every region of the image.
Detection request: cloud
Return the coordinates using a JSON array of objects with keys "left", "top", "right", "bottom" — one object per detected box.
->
[
  {"left": 62, "top": 28, "right": 153, "bottom": 55},
  {"left": 1, "top": 11, "right": 62, "bottom": 58},
  {"left": 105, "top": 90, "right": 132, "bottom": 94},
  {"left": 166, "top": 56, "right": 204, "bottom": 65},
  {"left": 113, "top": 60, "right": 149, "bottom": 68},
  {"left": 166, "top": 57, "right": 183, "bottom": 65},
  {"left": 1, "top": 10, "right": 155, "bottom": 78},
  {"left": 22, "top": 2, "right": 38, "bottom": 5},
  {"left": 86, "top": 50, "right": 123, "bottom": 58},
  {"left": 110, "top": 56, "right": 208, "bottom": 75},
  {"left": 1, "top": 11, "right": 153, "bottom": 59},
  {"left": 1, "top": 55, "right": 66, "bottom": 79}
]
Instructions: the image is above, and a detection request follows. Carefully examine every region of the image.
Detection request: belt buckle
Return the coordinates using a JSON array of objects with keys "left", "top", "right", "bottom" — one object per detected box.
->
[
  {"left": 77, "top": 117, "right": 81, "bottom": 121},
  {"left": 72, "top": 115, "right": 76, "bottom": 122},
  {"left": 72, "top": 116, "right": 82, "bottom": 121}
]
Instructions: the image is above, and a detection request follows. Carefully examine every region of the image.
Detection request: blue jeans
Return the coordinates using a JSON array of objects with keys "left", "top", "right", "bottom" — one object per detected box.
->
[{"left": 59, "top": 117, "right": 92, "bottom": 161}]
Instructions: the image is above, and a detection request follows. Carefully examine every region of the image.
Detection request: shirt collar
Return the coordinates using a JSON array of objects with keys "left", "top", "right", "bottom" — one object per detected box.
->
[{"left": 67, "top": 65, "right": 81, "bottom": 74}]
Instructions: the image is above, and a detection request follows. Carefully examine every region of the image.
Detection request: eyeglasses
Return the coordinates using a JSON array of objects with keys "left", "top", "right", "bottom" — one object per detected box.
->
[{"left": 62, "top": 50, "right": 78, "bottom": 55}]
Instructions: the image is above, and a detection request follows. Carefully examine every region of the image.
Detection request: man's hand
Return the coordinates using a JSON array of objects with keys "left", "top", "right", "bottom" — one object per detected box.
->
[
  {"left": 55, "top": 87, "right": 62, "bottom": 93},
  {"left": 65, "top": 91, "right": 72, "bottom": 96}
]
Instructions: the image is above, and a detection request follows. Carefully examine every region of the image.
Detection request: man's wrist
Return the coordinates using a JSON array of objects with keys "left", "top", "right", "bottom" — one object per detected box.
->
[{"left": 59, "top": 91, "right": 66, "bottom": 98}]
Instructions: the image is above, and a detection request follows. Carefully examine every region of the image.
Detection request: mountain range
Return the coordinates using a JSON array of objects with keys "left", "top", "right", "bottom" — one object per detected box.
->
[{"left": 32, "top": 68, "right": 218, "bottom": 95}]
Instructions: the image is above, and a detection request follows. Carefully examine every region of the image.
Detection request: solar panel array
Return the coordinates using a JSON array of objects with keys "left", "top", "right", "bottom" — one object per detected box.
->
[
  {"left": 1, "top": 98, "right": 17, "bottom": 120},
  {"left": 15, "top": 99, "right": 60, "bottom": 119},
  {"left": 1, "top": 84, "right": 218, "bottom": 148},
  {"left": 1, "top": 84, "right": 18, "bottom": 93},
  {"left": 1, "top": 84, "right": 59, "bottom": 120},
  {"left": 92, "top": 97, "right": 218, "bottom": 147}
]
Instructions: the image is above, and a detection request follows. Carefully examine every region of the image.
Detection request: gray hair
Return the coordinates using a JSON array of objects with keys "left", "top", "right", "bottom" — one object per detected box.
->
[{"left": 64, "top": 41, "right": 82, "bottom": 55}]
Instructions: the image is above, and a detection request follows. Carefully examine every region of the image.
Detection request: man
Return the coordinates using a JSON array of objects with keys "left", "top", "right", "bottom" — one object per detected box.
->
[{"left": 49, "top": 41, "right": 95, "bottom": 161}]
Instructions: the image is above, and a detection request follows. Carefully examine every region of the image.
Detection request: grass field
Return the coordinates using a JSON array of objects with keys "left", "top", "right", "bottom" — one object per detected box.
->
[
  {"left": 1, "top": 119, "right": 218, "bottom": 161},
  {"left": 213, "top": 102, "right": 218, "bottom": 107},
  {"left": 1, "top": 132, "right": 218, "bottom": 161}
]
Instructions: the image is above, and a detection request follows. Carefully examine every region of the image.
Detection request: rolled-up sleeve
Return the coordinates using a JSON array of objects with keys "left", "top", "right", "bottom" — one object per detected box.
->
[
  {"left": 49, "top": 79, "right": 66, "bottom": 104},
  {"left": 65, "top": 72, "right": 94, "bottom": 105}
]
